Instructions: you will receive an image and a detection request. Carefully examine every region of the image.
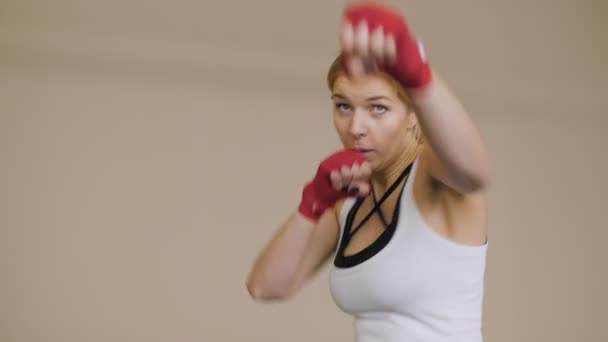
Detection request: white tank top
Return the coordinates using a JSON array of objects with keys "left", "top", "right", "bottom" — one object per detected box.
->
[{"left": 329, "top": 158, "right": 488, "bottom": 342}]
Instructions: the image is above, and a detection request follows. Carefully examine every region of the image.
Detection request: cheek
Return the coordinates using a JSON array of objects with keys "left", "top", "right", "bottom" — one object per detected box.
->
[
  {"left": 371, "top": 117, "right": 405, "bottom": 149},
  {"left": 333, "top": 114, "right": 350, "bottom": 142}
]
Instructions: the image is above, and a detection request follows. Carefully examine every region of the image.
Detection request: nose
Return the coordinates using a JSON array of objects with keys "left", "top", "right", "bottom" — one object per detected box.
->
[{"left": 348, "top": 109, "right": 367, "bottom": 138}]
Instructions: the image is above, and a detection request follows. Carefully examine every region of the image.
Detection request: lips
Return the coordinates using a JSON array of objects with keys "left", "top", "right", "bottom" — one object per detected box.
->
[{"left": 352, "top": 148, "right": 375, "bottom": 159}]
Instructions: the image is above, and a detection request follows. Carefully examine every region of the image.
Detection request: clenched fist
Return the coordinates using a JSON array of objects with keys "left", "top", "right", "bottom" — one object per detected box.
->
[
  {"left": 299, "top": 149, "right": 372, "bottom": 221},
  {"left": 340, "top": 1, "right": 432, "bottom": 89}
]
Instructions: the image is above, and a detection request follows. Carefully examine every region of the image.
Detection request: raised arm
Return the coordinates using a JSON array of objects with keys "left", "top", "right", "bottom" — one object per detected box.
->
[
  {"left": 341, "top": 1, "right": 491, "bottom": 194},
  {"left": 410, "top": 73, "right": 491, "bottom": 193}
]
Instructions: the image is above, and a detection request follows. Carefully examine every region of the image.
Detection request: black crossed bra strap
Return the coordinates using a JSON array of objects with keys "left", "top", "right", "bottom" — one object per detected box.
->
[
  {"left": 371, "top": 188, "right": 389, "bottom": 227},
  {"left": 347, "top": 161, "right": 414, "bottom": 240}
]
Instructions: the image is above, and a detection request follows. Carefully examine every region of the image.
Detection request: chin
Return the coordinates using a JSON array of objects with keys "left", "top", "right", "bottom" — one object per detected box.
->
[{"left": 366, "top": 158, "right": 380, "bottom": 170}]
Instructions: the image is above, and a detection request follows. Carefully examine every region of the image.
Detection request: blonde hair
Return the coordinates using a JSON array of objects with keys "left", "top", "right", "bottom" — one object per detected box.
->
[{"left": 326, "top": 55, "right": 423, "bottom": 143}]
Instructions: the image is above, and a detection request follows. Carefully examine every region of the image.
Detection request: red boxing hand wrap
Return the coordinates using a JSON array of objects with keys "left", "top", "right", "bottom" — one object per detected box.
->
[
  {"left": 298, "top": 149, "right": 367, "bottom": 222},
  {"left": 344, "top": 3, "right": 432, "bottom": 89}
]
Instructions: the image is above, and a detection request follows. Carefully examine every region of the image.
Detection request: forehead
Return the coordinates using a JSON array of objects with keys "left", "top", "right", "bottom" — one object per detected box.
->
[{"left": 332, "top": 73, "right": 398, "bottom": 100}]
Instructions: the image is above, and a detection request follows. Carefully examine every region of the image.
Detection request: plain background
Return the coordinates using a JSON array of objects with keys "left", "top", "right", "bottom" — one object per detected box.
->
[{"left": 1, "top": 0, "right": 607, "bottom": 341}]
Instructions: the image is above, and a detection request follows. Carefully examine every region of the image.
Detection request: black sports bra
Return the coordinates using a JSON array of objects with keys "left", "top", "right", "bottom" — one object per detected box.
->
[{"left": 334, "top": 162, "right": 413, "bottom": 268}]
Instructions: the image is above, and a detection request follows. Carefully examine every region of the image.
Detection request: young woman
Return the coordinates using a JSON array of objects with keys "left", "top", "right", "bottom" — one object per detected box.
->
[{"left": 246, "top": 2, "right": 492, "bottom": 341}]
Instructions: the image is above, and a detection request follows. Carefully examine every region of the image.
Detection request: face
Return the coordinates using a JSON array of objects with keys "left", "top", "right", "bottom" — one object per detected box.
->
[{"left": 331, "top": 73, "right": 416, "bottom": 172}]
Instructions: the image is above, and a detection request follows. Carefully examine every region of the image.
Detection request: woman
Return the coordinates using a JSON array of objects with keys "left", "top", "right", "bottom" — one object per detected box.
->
[{"left": 246, "top": 2, "right": 492, "bottom": 341}]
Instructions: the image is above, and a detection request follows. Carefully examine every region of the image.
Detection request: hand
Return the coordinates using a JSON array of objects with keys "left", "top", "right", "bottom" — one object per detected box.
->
[
  {"left": 299, "top": 149, "right": 372, "bottom": 221},
  {"left": 340, "top": 1, "right": 432, "bottom": 89}
]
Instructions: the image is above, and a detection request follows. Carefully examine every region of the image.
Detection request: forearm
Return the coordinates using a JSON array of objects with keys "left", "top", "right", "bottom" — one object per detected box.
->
[
  {"left": 246, "top": 150, "right": 364, "bottom": 301},
  {"left": 246, "top": 211, "right": 315, "bottom": 300},
  {"left": 409, "top": 71, "right": 491, "bottom": 192}
]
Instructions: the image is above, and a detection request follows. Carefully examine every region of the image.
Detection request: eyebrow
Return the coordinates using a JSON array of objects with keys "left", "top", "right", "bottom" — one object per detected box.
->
[{"left": 331, "top": 93, "right": 392, "bottom": 102}]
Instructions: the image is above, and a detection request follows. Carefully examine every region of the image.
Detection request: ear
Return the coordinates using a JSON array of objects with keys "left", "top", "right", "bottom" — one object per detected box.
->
[{"left": 405, "top": 110, "right": 418, "bottom": 129}]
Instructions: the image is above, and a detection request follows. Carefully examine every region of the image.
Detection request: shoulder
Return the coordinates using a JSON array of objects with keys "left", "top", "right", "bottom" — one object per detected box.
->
[
  {"left": 331, "top": 196, "right": 362, "bottom": 237},
  {"left": 332, "top": 197, "right": 355, "bottom": 226}
]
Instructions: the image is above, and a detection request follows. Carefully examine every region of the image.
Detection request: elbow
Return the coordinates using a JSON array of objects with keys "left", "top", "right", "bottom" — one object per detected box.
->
[
  {"left": 246, "top": 280, "right": 277, "bottom": 302},
  {"left": 246, "top": 278, "right": 295, "bottom": 303},
  {"left": 461, "top": 174, "right": 489, "bottom": 194},
  {"left": 446, "top": 155, "right": 492, "bottom": 194},
  {"left": 458, "top": 161, "right": 492, "bottom": 194},
  {"left": 475, "top": 156, "right": 493, "bottom": 190}
]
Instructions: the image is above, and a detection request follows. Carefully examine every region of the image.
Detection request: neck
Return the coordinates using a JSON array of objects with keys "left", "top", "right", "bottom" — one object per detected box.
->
[{"left": 371, "top": 142, "right": 421, "bottom": 194}]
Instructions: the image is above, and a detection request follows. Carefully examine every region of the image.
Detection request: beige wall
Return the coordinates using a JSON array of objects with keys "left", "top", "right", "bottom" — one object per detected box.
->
[{"left": 1, "top": 1, "right": 606, "bottom": 341}]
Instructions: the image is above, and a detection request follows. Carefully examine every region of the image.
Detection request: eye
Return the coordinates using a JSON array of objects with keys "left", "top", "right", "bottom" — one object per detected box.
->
[
  {"left": 371, "top": 104, "right": 388, "bottom": 115},
  {"left": 335, "top": 103, "right": 352, "bottom": 113}
]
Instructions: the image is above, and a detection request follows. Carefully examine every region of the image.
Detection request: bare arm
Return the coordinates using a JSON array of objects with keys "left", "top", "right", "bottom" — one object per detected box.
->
[
  {"left": 339, "top": 1, "right": 491, "bottom": 193},
  {"left": 411, "top": 72, "right": 492, "bottom": 194},
  {"left": 246, "top": 204, "right": 341, "bottom": 302}
]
